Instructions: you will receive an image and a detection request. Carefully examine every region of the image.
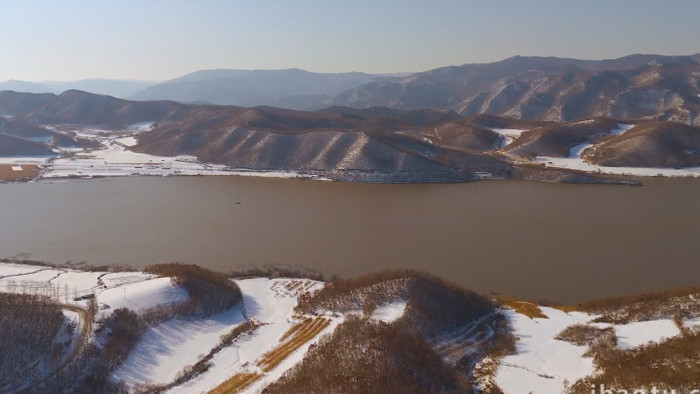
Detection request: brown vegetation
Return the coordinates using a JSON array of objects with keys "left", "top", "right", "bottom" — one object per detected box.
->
[
  {"left": 0, "top": 293, "right": 65, "bottom": 390},
  {"left": 495, "top": 296, "right": 547, "bottom": 319},
  {"left": 555, "top": 324, "right": 616, "bottom": 348},
  {"left": 505, "top": 118, "right": 620, "bottom": 158},
  {"left": 575, "top": 286, "right": 700, "bottom": 324},
  {"left": 570, "top": 331, "right": 700, "bottom": 393},
  {"left": 228, "top": 265, "right": 324, "bottom": 281},
  {"left": 284, "top": 270, "right": 509, "bottom": 392},
  {"left": 145, "top": 263, "right": 243, "bottom": 316},
  {"left": 264, "top": 317, "right": 469, "bottom": 394},
  {"left": 586, "top": 121, "right": 700, "bottom": 168},
  {"left": 208, "top": 372, "right": 262, "bottom": 394}
]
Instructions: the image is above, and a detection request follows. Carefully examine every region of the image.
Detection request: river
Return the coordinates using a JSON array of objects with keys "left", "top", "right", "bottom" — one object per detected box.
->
[{"left": 1, "top": 176, "right": 698, "bottom": 303}]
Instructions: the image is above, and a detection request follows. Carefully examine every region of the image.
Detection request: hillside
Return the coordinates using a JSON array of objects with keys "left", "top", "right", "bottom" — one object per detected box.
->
[
  {"left": 584, "top": 122, "right": 700, "bottom": 168},
  {"left": 0, "top": 117, "right": 97, "bottom": 158},
  {"left": 331, "top": 54, "right": 700, "bottom": 126},
  {"left": 1, "top": 90, "right": 699, "bottom": 183},
  {"left": 1, "top": 262, "right": 697, "bottom": 393}
]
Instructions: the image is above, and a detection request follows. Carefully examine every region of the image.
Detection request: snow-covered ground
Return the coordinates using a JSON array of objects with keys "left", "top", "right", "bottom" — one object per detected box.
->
[
  {"left": 613, "top": 319, "right": 681, "bottom": 349},
  {"left": 535, "top": 123, "right": 700, "bottom": 177},
  {"left": 97, "top": 277, "right": 189, "bottom": 317},
  {"left": 112, "top": 307, "right": 246, "bottom": 387},
  {"left": 168, "top": 278, "right": 339, "bottom": 394},
  {"left": 0, "top": 262, "right": 48, "bottom": 278},
  {"left": 684, "top": 316, "right": 700, "bottom": 331},
  {"left": 0, "top": 262, "right": 185, "bottom": 312},
  {"left": 488, "top": 127, "right": 529, "bottom": 148},
  {"left": 0, "top": 156, "right": 54, "bottom": 164},
  {"left": 495, "top": 307, "right": 595, "bottom": 393},
  {"left": 371, "top": 300, "right": 407, "bottom": 323},
  {"left": 495, "top": 305, "right": 697, "bottom": 393}
]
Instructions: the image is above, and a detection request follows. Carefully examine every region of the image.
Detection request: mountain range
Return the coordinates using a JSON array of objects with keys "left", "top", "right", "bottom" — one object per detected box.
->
[
  {"left": 3, "top": 53, "right": 699, "bottom": 125},
  {"left": 2, "top": 88, "right": 699, "bottom": 183},
  {"left": 0, "top": 79, "right": 157, "bottom": 99}
]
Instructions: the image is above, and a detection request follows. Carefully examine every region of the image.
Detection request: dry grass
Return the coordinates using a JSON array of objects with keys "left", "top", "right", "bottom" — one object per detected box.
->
[
  {"left": 257, "top": 317, "right": 330, "bottom": 373},
  {"left": 495, "top": 296, "right": 547, "bottom": 319},
  {"left": 208, "top": 372, "right": 261, "bottom": 394},
  {"left": 0, "top": 164, "right": 38, "bottom": 180},
  {"left": 278, "top": 317, "right": 311, "bottom": 343}
]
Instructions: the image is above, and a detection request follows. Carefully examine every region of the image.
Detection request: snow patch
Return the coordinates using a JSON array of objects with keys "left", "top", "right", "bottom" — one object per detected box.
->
[
  {"left": 684, "top": 316, "right": 700, "bottom": 331},
  {"left": 488, "top": 127, "right": 529, "bottom": 148},
  {"left": 614, "top": 319, "right": 681, "bottom": 350},
  {"left": 114, "top": 136, "right": 138, "bottom": 147},
  {"left": 372, "top": 300, "right": 407, "bottom": 323},
  {"left": 495, "top": 307, "right": 595, "bottom": 394},
  {"left": 609, "top": 123, "right": 635, "bottom": 136},
  {"left": 127, "top": 122, "right": 156, "bottom": 132},
  {"left": 97, "top": 277, "right": 189, "bottom": 316},
  {"left": 489, "top": 128, "right": 529, "bottom": 138}
]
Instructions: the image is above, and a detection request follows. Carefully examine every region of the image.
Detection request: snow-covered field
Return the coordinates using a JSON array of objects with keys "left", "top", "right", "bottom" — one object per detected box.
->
[{"left": 0, "top": 262, "right": 183, "bottom": 311}]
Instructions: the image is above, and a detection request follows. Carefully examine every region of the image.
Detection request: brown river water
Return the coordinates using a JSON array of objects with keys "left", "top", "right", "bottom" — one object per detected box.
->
[{"left": 1, "top": 176, "right": 698, "bottom": 303}]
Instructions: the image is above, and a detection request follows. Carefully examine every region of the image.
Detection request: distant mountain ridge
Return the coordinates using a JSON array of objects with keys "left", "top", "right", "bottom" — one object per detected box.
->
[
  {"left": 4, "top": 54, "right": 700, "bottom": 125},
  {"left": 131, "top": 69, "right": 388, "bottom": 109}
]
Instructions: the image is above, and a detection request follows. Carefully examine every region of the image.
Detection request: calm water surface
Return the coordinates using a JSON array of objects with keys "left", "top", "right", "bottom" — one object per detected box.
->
[{"left": 1, "top": 176, "right": 699, "bottom": 303}]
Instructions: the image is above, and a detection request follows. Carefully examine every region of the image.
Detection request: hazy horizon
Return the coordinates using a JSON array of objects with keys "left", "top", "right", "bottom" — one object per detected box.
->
[{"left": 1, "top": 0, "right": 700, "bottom": 82}]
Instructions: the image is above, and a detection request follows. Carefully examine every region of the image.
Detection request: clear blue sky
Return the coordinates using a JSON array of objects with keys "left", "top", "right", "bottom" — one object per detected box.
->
[{"left": 1, "top": 0, "right": 699, "bottom": 82}]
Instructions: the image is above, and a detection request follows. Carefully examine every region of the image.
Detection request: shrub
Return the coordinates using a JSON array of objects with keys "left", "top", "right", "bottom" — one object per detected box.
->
[
  {"left": 264, "top": 317, "right": 468, "bottom": 394},
  {"left": 145, "top": 263, "right": 243, "bottom": 316}
]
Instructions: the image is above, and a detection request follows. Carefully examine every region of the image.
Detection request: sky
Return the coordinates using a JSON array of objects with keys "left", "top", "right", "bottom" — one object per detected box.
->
[{"left": 1, "top": 0, "right": 699, "bottom": 82}]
